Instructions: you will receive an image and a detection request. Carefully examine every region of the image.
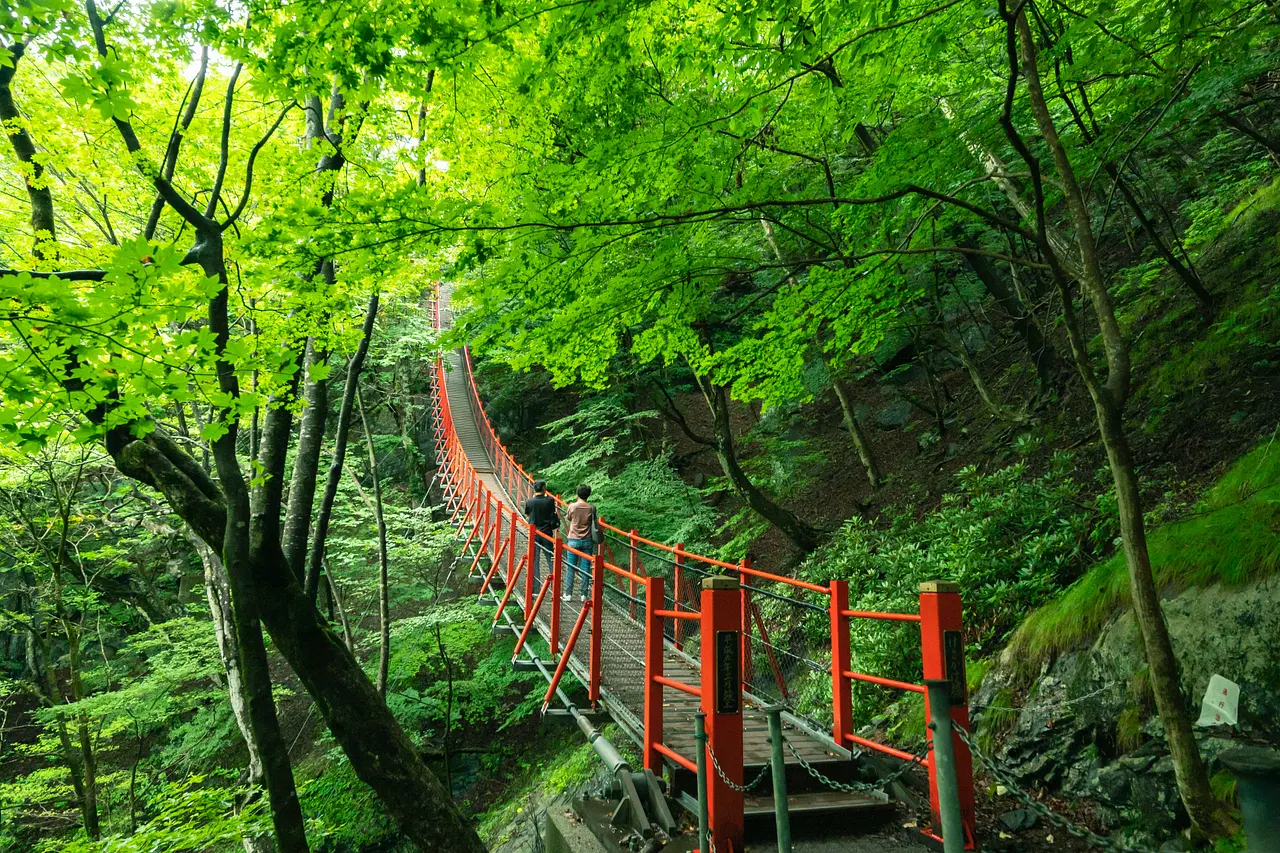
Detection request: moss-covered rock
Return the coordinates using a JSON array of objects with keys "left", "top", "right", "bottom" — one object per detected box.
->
[{"left": 974, "top": 576, "right": 1280, "bottom": 836}]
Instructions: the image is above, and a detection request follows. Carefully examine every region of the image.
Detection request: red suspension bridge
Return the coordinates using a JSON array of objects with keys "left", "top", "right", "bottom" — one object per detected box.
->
[{"left": 428, "top": 284, "right": 977, "bottom": 852}]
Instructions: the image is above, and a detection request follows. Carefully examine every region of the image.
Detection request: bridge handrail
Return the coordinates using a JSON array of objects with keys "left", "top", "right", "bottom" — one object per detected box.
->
[
  {"left": 454, "top": 341, "right": 842, "bottom": 602},
  {"left": 431, "top": 288, "right": 978, "bottom": 847}
]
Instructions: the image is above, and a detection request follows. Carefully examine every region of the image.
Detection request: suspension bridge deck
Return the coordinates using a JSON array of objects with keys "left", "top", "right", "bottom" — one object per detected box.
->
[{"left": 431, "top": 286, "right": 904, "bottom": 828}]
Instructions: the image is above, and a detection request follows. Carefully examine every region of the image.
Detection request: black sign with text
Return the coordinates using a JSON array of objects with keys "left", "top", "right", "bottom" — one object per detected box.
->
[
  {"left": 715, "top": 631, "right": 741, "bottom": 715},
  {"left": 944, "top": 630, "right": 966, "bottom": 706}
]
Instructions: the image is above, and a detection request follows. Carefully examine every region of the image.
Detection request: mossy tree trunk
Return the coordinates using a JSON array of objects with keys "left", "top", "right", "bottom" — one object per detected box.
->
[
  {"left": 830, "top": 376, "right": 882, "bottom": 489},
  {"left": 283, "top": 340, "right": 330, "bottom": 579},
  {"left": 1002, "top": 3, "right": 1227, "bottom": 837},
  {"left": 692, "top": 370, "right": 820, "bottom": 553},
  {"left": 354, "top": 387, "right": 391, "bottom": 696},
  {"left": 189, "top": 533, "right": 276, "bottom": 853}
]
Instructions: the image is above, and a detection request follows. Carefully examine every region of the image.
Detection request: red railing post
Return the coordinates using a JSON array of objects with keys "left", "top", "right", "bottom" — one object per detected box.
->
[
  {"left": 525, "top": 522, "right": 537, "bottom": 612},
  {"left": 493, "top": 502, "right": 503, "bottom": 564},
  {"left": 450, "top": 473, "right": 468, "bottom": 525},
  {"left": 919, "top": 580, "right": 976, "bottom": 846},
  {"left": 551, "top": 536, "right": 564, "bottom": 655},
  {"left": 740, "top": 560, "right": 754, "bottom": 694},
  {"left": 543, "top": 601, "right": 592, "bottom": 712},
  {"left": 673, "top": 543, "right": 685, "bottom": 651},
  {"left": 484, "top": 490, "right": 493, "bottom": 556},
  {"left": 643, "top": 575, "right": 664, "bottom": 772},
  {"left": 700, "top": 576, "right": 743, "bottom": 853},
  {"left": 629, "top": 529, "right": 640, "bottom": 619},
  {"left": 830, "top": 579, "right": 853, "bottom": 750},
  {"left": 462, "top": 473, "right": 472, "bottom": 524},
  {"left": 589, "top": 551, "right": 604, "bottom": 704},
  {"left": 513, "top": 577, "right": 551, "bottom": 659},
  {"left": 508, "top": 507, "right": 518, "bottom": 587}
]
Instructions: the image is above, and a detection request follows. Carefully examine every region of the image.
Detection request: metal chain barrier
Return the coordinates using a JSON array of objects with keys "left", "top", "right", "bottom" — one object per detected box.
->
[
  {"left": 951, "top": 721, "right": 1159, "bottom": 853},
  {"left": 705, "top": 741, "right": 772, "bottom": 793},
  {"left": 783, "top": 736, "right": 927, "bottom": 794}
]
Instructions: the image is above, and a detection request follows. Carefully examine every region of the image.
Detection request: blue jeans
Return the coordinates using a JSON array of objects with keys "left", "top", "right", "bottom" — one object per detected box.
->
[
  {"left": 565, "top": 539, "right": 595, "bottom": 597},
  {"left": 531, "top": 535, "right": 554, "bottom": 586}
]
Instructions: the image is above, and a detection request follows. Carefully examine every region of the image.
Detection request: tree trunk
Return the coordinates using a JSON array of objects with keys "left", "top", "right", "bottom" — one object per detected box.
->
[
  {"left": 692, "top": 372, "right": 820, "bottom": 553},
  {"left": 1096, "top": 398, "right": 1223, "bottom": 838},
  {"left": 107, "top": 430, "right": 484, "bottom": 853},
  {"left": 0, "top": 45, "right": 56, "bottom": 256},
  {"left": 325, "top": 567, "right": 356, "bottom": 654},
  {"left": 305, "top": 290, "right": 380, "bottom": 602},
  {"left": 64, "top": 626, "right": 100, "bottom": 840},
  {"left": 956, "top": 344, "right": 1032, "bottom": 425},
  {"left": 356, "top": 388, "right": 392, "bottom": 696},
  {"left": 830, "top": 378, "right": 881, "bottom": 489},
  {"left": 1046, "top": 48, "right": 1212, "bottom": 317},
  {"left": 434, "top": 625, "right": 454, "bottom": 796},
  {"left": 283, "top": 341, "right": 330, "bottom": 580},
  {"left": 202, "top": 249, "right": 310, "bottom": 853},
  {"left": 758, "top": 218, "right": 883, "bottom": 490},
  {"left": 25, "top": 628, "right": 95, "bottom": 837},
  {"left": 144, "top": 48, "right": 208, "bottom": 240},
  {"left": 242, "top": 536, "right": 481, "bottom": 851},
  {"left": 253, "top": 347, "right": 305, "bottom": 554},
  {"left": 44, "top": 511, "right": 100, "bottom": 840},
  {"left": 1011, "top": 7, "right": 1224, "bottom": 837},
  {"left": 958, "top": 236, "right": 1059, "bottom": 390},
  {"left": 1213, "top": 106, "right": 1280, "bottom": 160},
  {"left": 1105, "top": 164, "right": 1214, "bottom": 315},
  {"left": 189, "top": 532, "right": 275, "bottom": 853},
  {"left": 282, "top": 83, "right": 352, "bottom": 580},
  {"left": 939, "top": 98, "right": 1080, "bottom": 276}
]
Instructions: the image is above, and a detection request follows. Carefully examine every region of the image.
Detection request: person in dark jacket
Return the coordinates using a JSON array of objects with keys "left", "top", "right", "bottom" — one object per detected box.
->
[{"left": 524, "top": 480, "right": 559, "bottom": 585}]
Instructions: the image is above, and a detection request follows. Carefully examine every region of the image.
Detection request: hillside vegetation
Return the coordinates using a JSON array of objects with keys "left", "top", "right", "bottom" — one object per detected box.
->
[{"left": 0, "top": 0, "right": 1278, "bottom": 851}]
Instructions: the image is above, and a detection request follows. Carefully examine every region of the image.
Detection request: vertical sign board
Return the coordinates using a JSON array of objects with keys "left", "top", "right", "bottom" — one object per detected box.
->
[
  {"left": 715, "top": 631, "right": 742, "bottom": 715},
  {"left": 944, "top": 630, "right": 966, "bottom": 706}
]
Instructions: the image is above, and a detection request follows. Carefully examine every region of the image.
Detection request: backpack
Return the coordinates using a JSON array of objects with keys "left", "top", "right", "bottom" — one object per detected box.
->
[{"left": 590, "top": 508, "right": 604, "bottom": 545}]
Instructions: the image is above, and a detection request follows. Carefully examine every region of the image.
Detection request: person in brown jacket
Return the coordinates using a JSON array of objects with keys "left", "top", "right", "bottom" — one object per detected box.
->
[{"left": 563, "top": 484, "right": 597, "bottom": 601}]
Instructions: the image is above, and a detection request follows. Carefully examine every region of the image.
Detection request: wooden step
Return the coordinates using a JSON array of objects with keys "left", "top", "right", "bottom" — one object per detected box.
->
[{"left": 743, "top": 788, "right": 890, "bottom": 819}]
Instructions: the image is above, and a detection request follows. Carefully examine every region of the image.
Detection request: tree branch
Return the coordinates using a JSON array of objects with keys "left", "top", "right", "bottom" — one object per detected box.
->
[
  {"left": 204, "top": 63, "right": 244, "bottom": 219},
  {"left": 84, "top": 0, "right": 214, "bottom": 232},
  {"left": 145, "top": 46, "right": 209, "bottom": 241},
  {"left": 652, "top": 381, "right": 716, "bottom": 447},
  {"left": 221, "top": 101, "right": 298, "bottom": 230}
]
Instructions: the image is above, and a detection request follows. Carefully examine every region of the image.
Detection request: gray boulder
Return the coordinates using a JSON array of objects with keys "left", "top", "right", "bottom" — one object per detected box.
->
[
  {"left": 974, "top": 577, "right": 1280, "bottom": 837},
  {"left": 875, "top": 400, "right": 913, "bottom": 429}
]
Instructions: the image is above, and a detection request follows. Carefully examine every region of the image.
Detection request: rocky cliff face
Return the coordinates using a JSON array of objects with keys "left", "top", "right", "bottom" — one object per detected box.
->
[{"left": 973, "top": 577, "right": 1280, "bottom": 839}]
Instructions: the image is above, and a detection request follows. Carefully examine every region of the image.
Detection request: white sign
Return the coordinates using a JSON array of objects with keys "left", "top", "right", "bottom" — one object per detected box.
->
[{"left": 1195, "top": 674, "right": 1240, "bottom": 727}]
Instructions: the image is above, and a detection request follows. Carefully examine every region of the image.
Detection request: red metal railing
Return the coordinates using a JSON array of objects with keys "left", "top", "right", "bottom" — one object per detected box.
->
[{"left": 428, "top": 288, "right": 976, "bottom": 848}]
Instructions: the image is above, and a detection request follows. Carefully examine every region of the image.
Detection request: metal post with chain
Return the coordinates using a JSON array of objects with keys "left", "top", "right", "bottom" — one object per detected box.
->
[
  {"left": 782, "top": 737, "right": 928, "bottom": 794},
  {"left": 705, "top": 740, "right": 772, "bottom": 793}
]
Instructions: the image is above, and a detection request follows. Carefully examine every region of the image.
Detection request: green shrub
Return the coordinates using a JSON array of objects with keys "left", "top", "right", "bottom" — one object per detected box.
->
[
  {"left": 50, "top": 775, "right": 268, "bottom": 853},
  {"left": 300, "top": 753, "right": 396, "bottom": 851},
  {"left": 792, "top": 452, "right": 1109, "bottom": 724},
  {"left": 1116, "top": 706, "right": 1145, "bottom": 755}
]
